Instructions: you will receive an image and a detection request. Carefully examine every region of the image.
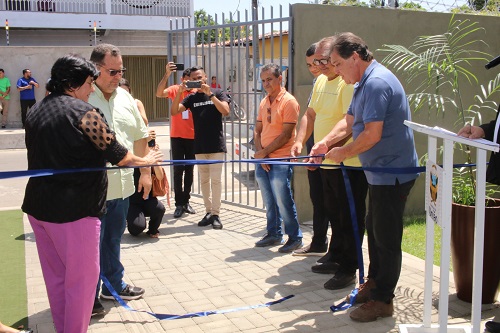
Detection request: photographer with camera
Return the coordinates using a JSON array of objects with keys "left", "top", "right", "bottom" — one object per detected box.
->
[
  {"left": 156, "top": 63, "right": 196, "bottom": 218},
  {"left": 171, "top": 66, "right": 230, "bottom": 230}
]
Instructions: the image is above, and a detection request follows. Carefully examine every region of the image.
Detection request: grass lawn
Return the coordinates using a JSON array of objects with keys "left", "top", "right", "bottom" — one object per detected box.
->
[
  {"left": 0, "top": 210, "right": 29, "bottom": 329},
  {"left": 402, "top": 214, "right": 449, "bottom": 269}
]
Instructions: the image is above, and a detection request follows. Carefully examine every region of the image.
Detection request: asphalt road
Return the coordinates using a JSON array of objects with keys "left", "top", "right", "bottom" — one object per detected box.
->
[
  {"left": 0, "top": 120, "right": 262, "bottom": 211},
  {"left": 0, "top": 149, "right": 29, "bottom": 209}
]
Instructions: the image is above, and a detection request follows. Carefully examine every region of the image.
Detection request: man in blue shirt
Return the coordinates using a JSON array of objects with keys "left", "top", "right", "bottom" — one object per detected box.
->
[
  {"left": 311, "top": 32, "right": 419, "bottom": 323},
  {"left": 16, "top": 69, "right": 39, "bottom": 128}
]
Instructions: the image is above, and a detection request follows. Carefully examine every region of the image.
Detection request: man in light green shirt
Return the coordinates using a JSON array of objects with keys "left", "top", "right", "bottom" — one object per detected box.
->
[
  {"left": 89, "top": 44, "right": 151, "bottom": 315},
  {"left": 0, "top": 69, "right": 11, "bottom": 128}
]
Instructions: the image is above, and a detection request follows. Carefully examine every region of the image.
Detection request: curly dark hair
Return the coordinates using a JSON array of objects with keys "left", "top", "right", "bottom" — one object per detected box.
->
[{"left": 46, "top": 54, "right": 99, "bottom": 94}]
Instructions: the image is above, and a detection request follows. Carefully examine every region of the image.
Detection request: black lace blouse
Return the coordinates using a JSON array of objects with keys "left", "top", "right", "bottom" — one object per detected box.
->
[{"left": 22, "top": 93, "right": 128, "bottom": 223}]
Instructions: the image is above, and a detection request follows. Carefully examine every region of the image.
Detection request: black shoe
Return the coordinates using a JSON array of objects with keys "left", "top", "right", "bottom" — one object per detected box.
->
[
  {"left": 255, "top": 234, "right": 284, "bottom": 247},
  {"left": 173, "top": 206, "right": 184, "bottom": 218},
  {"left": 183, "top": 203, "right": 196, "bottom": 214},
  {"left": 1, "top": 125, "right": 5, "bottom": 129},
  {"left": 316, "top": 251, "right": 332, "bottom": 264},
  {"left": 198, "top": 213, "right": 213, "bottom": 226},
  {"left": 311, "top": 262, "right": 340, "bottom": 274},
  {"left": 92, "top": 298, "right": 105, "bottom": 316},
  {"left": 211, "top": 215, "right": 223, "bottom": 229},
  {"left": 324, "top": 271, "right": 356, "bottom": 290},
  {"left": 101, "top": 284, "right": 145, "bottom": 301},
  {"left": 278, "top": 238, "right": 303, "bottom": 253},
  {"left": 486, "top": 321, "right": 500, "bottom": 333},
  {"left": 292, "top": 243, "right": 327, "bottom": 256}
]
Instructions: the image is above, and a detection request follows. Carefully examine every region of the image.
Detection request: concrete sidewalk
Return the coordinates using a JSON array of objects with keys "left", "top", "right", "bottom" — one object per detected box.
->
[{"left": 22, "top": 198, "right": 500, "bottom": 333}]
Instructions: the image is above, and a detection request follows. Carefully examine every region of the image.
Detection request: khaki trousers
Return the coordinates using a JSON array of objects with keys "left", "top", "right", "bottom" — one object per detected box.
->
[{"left": 195, "top": 152, "right": 225, "bottom": 215}]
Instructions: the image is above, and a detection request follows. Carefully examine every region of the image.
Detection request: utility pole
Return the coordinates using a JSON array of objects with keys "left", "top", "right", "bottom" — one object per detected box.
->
[{"left": 252, "top": 0, "right": 259, "bottom": 66}]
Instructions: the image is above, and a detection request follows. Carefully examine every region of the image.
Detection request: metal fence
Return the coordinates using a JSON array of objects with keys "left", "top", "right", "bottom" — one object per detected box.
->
[
  {"left": 166, "top": 6, "right": 291, "bottom": 209},
  {"left": 0, "top": 0, "right": 190, "bottom": 15}
]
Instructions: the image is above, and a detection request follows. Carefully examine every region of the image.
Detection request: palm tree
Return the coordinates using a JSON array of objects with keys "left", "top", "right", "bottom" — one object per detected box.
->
[{"left": 378, "top": 15, "right": 500, "bottom": 205}]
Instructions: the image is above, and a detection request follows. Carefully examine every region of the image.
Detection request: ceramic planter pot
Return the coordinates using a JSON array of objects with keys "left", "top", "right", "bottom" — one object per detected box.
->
[{"left": 451, "top": 200, "right": 500, "bottom": 303}]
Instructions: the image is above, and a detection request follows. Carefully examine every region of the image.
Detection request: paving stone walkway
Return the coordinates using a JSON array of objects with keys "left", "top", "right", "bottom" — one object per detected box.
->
[{"left": 21, "top": 199, "right": 500, "bottom": 333}]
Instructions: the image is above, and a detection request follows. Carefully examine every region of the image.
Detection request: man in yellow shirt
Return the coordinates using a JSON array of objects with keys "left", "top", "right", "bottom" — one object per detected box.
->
[
  {"left": 291, "top": 36, "right": 368, "bottom": 290},
  {"left": 291, "top": 43, "right": 327, "bottom": 257}
]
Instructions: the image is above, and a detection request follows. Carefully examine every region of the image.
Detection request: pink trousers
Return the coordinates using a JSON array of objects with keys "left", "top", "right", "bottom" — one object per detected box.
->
[{"left": 28, "top": 215, "right": 100, "bottom": 333}]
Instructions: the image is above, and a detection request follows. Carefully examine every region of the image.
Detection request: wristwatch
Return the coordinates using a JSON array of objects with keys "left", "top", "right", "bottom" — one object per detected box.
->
[{"left": 208, "top": 93, "right": 215, "bottom": 99}]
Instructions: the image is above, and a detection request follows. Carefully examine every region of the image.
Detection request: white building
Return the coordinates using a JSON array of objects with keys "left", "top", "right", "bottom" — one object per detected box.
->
[{"left": 0, "top": 0, "right": 195, "bottom": 125}]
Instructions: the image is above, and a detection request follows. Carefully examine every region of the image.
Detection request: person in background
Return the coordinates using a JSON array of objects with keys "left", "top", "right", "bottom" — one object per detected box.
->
[
  {"left": 118, "top": 78, "right": 147, "bottom": 126},
  {"left": 118, "top": 78, "right": 157, "bottom": 148},
  {"left": 0, "top": 69, "right": 11, "bottom": 129},
  {"left": 16, "top": 69, "right": 39, "bottom": 128},
  {"left": 22, "top": 54, "right": 162, "bottom": 332},
  {"left": 120, "top": 78, "right": 166, "bottom": 238},
  {"left": 290, "top": 42, "right": 329, "bottom": 258},
  {"left": 311, "top": 32, "right": 418, "bottom": 322},
  {"left": 89, "top": 43, "right": 152, "bottom": 314},
  {"left": 156, "top": 64, "right": 196, "bottom": 218},
  {"left": 254, "top": 63, "right": 303, "bottom": 253},
  {"left": 210, "top": 75, "right": 221, "bottom": 89},
  {"left": 171, "top": 66, "right": 230, "bottom": 230}
]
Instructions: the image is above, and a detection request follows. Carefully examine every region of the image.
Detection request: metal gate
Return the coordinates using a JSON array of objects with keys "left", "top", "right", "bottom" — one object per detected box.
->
[{"left": 166, "top": 6, "right": 291, "bottom": 209}]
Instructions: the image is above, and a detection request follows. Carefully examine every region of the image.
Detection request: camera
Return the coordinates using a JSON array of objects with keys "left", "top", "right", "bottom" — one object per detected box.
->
[
  {"left": 185, "top": 80, "right": 202, "bottom": 89},
  {"left": 173, "top": 63, "right": 184, "bottom": 70}
]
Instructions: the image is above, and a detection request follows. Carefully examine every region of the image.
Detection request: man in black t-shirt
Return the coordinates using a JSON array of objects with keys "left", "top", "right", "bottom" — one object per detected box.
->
[{"left": 171, "top": 66, "right": 230, "bottom": 229}]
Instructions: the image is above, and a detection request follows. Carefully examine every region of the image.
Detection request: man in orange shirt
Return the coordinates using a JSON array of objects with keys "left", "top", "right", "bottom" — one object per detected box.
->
[
  {"left": 156, "top": 63, "right": 196, "bottom": 218},
  {"left": 254, "top": 63, "right": 303, "bottom": 253}
]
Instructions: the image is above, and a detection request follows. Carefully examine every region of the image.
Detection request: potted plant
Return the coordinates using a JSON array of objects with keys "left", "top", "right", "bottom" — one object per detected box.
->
[{"left": 378, "top": 15, "right": 500, "bottom": 303}]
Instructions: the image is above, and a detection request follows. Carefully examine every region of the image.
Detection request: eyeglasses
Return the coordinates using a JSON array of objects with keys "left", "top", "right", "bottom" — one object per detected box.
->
[
  {"left": 99, "top": 65, "right": 127, "bottom": 77},
  {"left": 313, "top": 58, "right": 330, "bottom": 66},
  {"left": 267, "top": 107, "right": 272, "bottom": 123}
]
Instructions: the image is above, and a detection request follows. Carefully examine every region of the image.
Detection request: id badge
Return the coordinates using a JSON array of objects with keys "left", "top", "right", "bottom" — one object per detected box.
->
[{"left": 182, "top": 110, "right": 189, "bottom": 119}]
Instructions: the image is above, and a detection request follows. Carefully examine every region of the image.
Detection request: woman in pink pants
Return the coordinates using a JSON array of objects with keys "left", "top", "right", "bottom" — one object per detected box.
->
[{"left": 21, "top": 55, "right": 162, "bottom": 333}]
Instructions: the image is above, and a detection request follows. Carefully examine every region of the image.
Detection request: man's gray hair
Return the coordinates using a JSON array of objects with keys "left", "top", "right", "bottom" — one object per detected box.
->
[
  {"left": 90, "top": 43, "right": 121, "bottom": 65},
  {"left": 261, "top": 63, "right": 281, "bottom": 78},
  {"left": 317, "top": 36, "right": 336, "bottom": 56}
]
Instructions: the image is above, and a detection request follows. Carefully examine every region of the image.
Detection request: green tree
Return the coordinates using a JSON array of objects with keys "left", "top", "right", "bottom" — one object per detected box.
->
[
  {"left": 194, "top": 9, "right": 252, "bottom": 45},
  {"left": 322, "top": 0, "right": 370, "bottom": 6},
  {"left": 451, "top": 0, "right": 499, "bottom": 15},
  {"left": 194, "top": 9, "right": 217, "bottom": 44},
  {"left": 399, "top": 1, "right": 426, "bottom": 11},
  {"left": 468, "top": 0, "right": 486, "bottom": 10}
]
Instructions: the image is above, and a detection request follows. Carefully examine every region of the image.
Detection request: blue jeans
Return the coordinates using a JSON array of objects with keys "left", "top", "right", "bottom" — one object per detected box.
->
[
  {"left": 255, "top": 164, "right": 302, "bottom": 241},
  {"left": 96, "top": 198, "right": 129, "bottom": 297}
]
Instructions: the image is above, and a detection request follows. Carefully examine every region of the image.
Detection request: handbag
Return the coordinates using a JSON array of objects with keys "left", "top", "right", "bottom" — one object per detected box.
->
[{"left": 151, "top": 167, "right": 170, "bottom": 206}]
